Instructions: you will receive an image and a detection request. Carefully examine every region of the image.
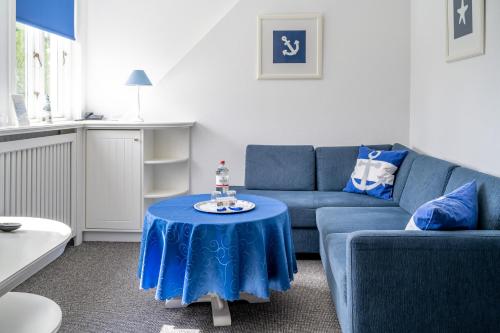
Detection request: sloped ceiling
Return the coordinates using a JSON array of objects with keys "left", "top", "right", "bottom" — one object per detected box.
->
[{"left": 84, "top": 0, "right": 239, "bottom": 114}]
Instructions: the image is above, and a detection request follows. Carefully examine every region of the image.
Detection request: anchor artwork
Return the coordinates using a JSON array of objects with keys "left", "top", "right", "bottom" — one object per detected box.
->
[
  {"left": 454, "top": 0, "right": 473, "bottom": 39},
  {"left": 273, "top": 30, "right": 306, "bottom": 63},
  {"left": 258, "top": 14, "right": 322, "bottom": 79}
]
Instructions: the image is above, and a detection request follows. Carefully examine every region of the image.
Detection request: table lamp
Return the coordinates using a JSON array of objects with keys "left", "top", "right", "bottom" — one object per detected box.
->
[{"left": 126, "top": 70, "right": 152, "bottom": 122}]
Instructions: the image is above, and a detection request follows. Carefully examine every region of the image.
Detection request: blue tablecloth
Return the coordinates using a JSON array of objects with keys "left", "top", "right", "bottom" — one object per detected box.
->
[{"left": 137, "top": 194, "right": 297, "bottom": 304}]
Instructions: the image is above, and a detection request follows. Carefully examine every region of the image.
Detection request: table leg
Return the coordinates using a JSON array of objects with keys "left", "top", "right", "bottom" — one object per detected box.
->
[
  {"left": 240, "top": 292, "right": 270, "bottom": 304},
  {"left": 210, "top": 295, "right": 231, "bottom": 327},
  {"left": 165, "top": 294, "right": 231, "bottom": 327},
  {"left": 164, "top": 292, "right": 268, "bottom": 327},
  {"left": 165, "top": 298, "right": 188, "bottom": 309}
]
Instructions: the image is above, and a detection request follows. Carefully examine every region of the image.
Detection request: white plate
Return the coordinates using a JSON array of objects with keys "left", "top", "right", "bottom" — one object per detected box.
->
[{"left": 194, "top": 200, "right": 256, "bottom": 214}]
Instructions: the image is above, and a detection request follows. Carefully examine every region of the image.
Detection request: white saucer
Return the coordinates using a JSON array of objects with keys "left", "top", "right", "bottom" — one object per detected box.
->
[{"left": 194, "top": 200, "right": 255, "bottom": 214}]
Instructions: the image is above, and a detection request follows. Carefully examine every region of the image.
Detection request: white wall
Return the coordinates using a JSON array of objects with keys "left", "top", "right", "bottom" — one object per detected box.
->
[
  {"left": 85, "top": 0, "right": 411, "bottom": 192},
  {"left": 84, "top": 0, "right": 239, "bottom": 119},
  {"left": 410, "top": 0, "right": 500, "bottom": 176},
  {"left": 0, "top": 0, "right": 10, "bottom": 123}
]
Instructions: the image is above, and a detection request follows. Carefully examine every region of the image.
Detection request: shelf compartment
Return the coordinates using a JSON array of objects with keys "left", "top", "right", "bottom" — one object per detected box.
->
[
  {"left": 144, "top": 189, "right": 188, "bottom": 199},
  {"left": 144, "top": 157, "right": 189, "bottom": 165},
  {"left": 143, "top": 128, "right": 190, "bottom": 161},
  {"left": 143, "top": 163, "right": 189, "bottom": 196}
]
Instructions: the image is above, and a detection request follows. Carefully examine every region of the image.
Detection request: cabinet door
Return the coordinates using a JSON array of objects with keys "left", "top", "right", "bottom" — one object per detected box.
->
[{"left": 86, "top": 130, "right": 142, "bottom": 230}]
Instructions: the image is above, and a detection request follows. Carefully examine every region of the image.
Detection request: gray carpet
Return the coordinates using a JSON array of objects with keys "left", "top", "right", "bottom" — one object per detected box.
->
[{"left": 15, "top": 242, "right": 340, "bottom": 333}]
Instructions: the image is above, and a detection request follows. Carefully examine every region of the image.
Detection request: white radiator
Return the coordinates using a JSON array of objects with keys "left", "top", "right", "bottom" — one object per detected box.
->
[{"left": 0, "top": 133, "right": 77, "bottom": 230}]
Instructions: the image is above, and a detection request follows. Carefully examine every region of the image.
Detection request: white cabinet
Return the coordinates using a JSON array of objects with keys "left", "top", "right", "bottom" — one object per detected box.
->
[
  {"left": 83, "top": 123, "right": 193, "bottom": 240},
  {"left": 86, "top": 130, "right": 142, "bottom": 230}
]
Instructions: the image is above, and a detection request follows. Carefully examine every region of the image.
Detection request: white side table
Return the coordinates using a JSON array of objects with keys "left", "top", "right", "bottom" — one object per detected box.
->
[{"left": 0, "top": 217, "right": 71, "bottom": 333}]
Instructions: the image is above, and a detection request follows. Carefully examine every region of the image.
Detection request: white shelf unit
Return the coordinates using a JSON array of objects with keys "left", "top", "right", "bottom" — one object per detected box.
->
[
  {"left": 142, "top": 127, "right": 191, "bottom": 213},
  {"left": 143, "top": 189, "right": 189, "bottom": 199},
  {"left": 82, "top": 122, "right": 193, "bottom": 242},
  {"left": 143, "top": 157, "right": 189, "bottom": 165}
]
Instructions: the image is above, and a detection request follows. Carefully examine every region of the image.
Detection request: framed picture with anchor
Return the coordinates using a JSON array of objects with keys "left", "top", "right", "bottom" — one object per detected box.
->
[
  {"left": 257, "top": 14, "right": 323, "bottom": 79},
  {"left": 446, "top": 0, "right": 485, "bottom": 62}
]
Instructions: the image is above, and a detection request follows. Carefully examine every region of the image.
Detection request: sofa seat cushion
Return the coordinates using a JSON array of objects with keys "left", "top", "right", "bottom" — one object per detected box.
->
[
  {"left": 317, "top": 206, "right": 411, "bottom": 236},
  {"left": 325, "top": 233, "right": 348, "bottom": 302},
  {"left": 314, "top": 191, "right": 399, "bottom": 208},
  {"left": 245, "top": 145, "right": 316, "bottom": 190},
  {"left": 233, "top": 187, "right": 316, "bottom": 228},
  {"left": 292, "top": 229, "right": 319, "bottom": 253}
]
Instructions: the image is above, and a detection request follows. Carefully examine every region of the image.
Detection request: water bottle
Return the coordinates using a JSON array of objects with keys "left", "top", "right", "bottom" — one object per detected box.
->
[{"left": 215, "top": 160, "right": 229, "bottom": 194}]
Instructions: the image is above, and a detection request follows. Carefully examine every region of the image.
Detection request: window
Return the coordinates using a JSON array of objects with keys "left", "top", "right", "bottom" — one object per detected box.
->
[{"left": 15, "top": 23, "right": 72, "bottom": 120}]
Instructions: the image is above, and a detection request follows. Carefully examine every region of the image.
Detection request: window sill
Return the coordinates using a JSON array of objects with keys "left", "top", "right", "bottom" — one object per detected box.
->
[
  {"left": 0, "top": 121, "right": 82, "bottom": 136},
  {"left": 0, "top": 120, "right": 196, "bottom": 137}
]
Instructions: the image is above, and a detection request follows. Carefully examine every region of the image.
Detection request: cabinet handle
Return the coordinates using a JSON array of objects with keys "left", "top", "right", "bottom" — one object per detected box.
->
[{"left": 134, "top": 138, "right": 140, "bottom": 142}]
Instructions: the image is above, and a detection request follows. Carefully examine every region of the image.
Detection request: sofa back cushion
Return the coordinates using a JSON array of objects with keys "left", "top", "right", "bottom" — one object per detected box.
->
[
  {"left": 245, "top": 145, "right": 316, "bottom": 190},
  {"left": 399, "top": 155, "right": 457, "bottom": 214},
  {"left": 445, "top": 167, "right": 500, "bottom": 230},
  {"left": 391, "top": 143, "right": 419, "bottom": 203},
  {"left": 316, "top": 145, "right": 392, "bottom": 191}
]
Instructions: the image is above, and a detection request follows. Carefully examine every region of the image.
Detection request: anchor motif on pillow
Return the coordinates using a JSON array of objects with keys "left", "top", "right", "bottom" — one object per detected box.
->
[
  {"left": 350, "top": 151, "right": 397, "bottom": 191},
  {"left": 344, "top": 146, "right": 408, "bottom": 200},
  {"left": 281, "top": 36, "right": 300, "bottom": 56}
]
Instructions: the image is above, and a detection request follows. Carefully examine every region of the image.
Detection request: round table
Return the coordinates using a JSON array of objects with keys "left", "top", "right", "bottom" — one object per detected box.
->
[
  {"left": 0, "top": 217, "right": 72, "bottom": 333},
  {"left": 137, "top": 194, "right": 297, "bottom": 326}
]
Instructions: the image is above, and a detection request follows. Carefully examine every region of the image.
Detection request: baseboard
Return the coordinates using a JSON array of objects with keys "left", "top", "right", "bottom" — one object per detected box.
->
[{"left": 82, "top": 231, "right": 142, "bottom": 242}]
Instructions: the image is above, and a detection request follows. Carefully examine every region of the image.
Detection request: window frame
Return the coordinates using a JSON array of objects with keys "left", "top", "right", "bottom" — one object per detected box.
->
[
  {"left": 7, "top": 0, "right": 17, "bottom": 126},
  {"left": 17, "top": 23, "right": 73, "bottom": 121},
  {"left": 8, "top": 0, "right": 75, "bottom": 125}
]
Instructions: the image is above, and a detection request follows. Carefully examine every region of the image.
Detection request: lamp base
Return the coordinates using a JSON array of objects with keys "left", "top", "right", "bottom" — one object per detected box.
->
[{"left": 128, "top": 115, "right": 144, "bottom": 122}]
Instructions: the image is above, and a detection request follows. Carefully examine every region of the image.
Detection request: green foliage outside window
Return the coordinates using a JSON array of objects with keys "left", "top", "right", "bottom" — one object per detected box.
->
[
  {"left": 44, "top": 34, "right": 51, "bottom": 98},
  {"left": 15, "top": 25, "right": 25, "bottom": 95}
]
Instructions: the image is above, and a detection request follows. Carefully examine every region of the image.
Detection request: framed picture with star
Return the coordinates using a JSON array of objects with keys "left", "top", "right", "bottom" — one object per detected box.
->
[
  {"left": 257, "top": 14, "right": 323, "bottom": 79},
  {"left": 447, "top": 0, "right": 485, "bottom": 62}
]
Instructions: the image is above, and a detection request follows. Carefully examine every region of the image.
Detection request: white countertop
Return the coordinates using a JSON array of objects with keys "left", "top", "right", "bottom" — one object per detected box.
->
[
  {"left": 0, "top": 120, "right": 195, "bottom": 136},
  {"left": 0, "top": 217, "right": 72, "bottom": 296}
]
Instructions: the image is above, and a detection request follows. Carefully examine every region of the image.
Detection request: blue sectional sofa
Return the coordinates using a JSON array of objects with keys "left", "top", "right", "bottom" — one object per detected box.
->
[
  {"left": 236, "top": 144, "right": 500, "bottom": 333},
  {"left": 235, "top": 143, "right": 413, "bottom": 253}
]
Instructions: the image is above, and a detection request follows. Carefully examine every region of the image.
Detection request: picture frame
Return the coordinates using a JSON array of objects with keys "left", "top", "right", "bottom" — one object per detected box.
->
[
  {"left": 11, "top": 94, "right": 30, "bottom": 126},
  {"left": 257, "top": 13, "right": 323, "bottom": 79},
  {"left": 446, "top": 0, "right": 485, "bottom": 62}
]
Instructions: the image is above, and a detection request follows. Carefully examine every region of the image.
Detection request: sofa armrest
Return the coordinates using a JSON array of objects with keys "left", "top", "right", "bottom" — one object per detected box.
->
[{"left": 347, "top": 230, "right": 500, "bottom": 333}]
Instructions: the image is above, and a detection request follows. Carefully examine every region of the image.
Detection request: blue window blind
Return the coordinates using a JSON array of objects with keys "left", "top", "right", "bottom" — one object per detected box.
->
[{"left": 16, "top": 0, "right": 75, "bottom": 40}]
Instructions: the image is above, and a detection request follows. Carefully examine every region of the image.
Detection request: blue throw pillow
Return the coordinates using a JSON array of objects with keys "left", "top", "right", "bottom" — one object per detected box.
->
[
  {"left": 343, "top": 146, "right": 408, "bottom": 200},
  {"left": 406, "top": 181, "right": 478, "bottom": 231}
]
